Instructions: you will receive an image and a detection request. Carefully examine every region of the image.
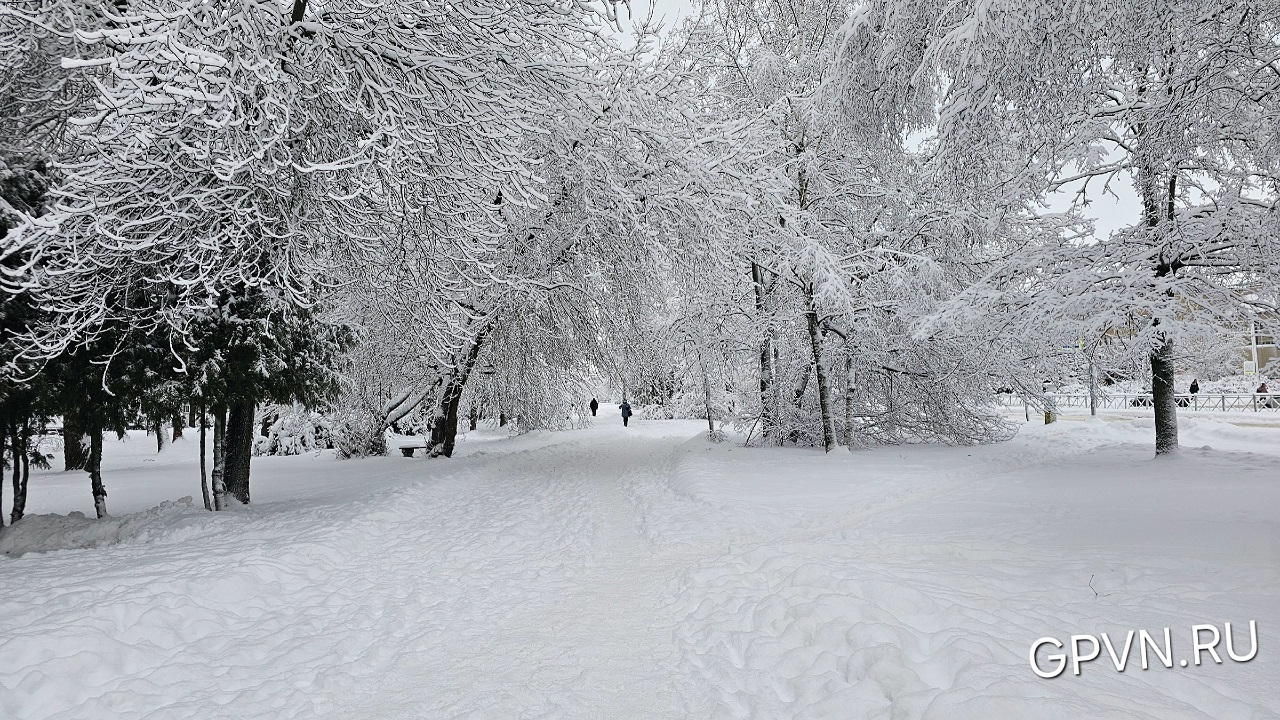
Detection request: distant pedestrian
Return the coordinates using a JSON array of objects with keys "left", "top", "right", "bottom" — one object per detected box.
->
[
  {"left": 620, "top": 400, "right": 632, "bottom": 427},
  {"left": 1189, "top": 379, "right": 1199, "bottom": 394},
  {"left": 589, "top": 398, "right": 599, "bottom": 416},
  {"left": 1260, "top": 382, "right": 1277, "bottom": 409}
]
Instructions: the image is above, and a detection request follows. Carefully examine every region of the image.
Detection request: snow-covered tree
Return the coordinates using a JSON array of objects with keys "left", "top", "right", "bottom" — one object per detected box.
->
[
  {"left": 9, "top": 0, "right": 626, "bottom": 364},
  {"left": 674, "top": 0, "right": 1025, "bottom": 451},
  {"left": 900, "top": 0, "right": 1280, "bottom": 454}
]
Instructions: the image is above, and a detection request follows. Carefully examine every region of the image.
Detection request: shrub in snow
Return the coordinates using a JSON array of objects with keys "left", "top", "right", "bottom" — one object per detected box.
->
[
  {"left": 331, "top": 409, "right": 388, "bottom": 458},
  {"left": 1202, "top": 375, "right": 1275, "bottom": 394},
  {"left": 636, "top": 404, "right": 675, "bottom": 420},
  {"left": 254, "top": 404, "right": 331, "bottom": 456}
]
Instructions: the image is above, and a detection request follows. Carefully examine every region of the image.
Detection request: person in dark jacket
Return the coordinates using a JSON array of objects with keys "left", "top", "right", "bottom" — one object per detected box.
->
[
  {"left": 619, "top": 400, "right": 632, "bottom": 427},
  {"left": 589, "top": 398, "right": 599, "bottom": 416},
  {"left": 1189, "top": 379, "right": 1199, "bottom": 394}
]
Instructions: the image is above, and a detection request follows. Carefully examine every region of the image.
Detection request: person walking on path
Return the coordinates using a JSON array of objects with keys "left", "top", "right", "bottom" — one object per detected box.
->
[
  {"left": 1189, "top": 378, "right": 1200, "bottom": 394},
  {"left": 589, "top": 398, "right": 599, "bottom": 417},
  {"left": 619, "top": 400, "right": 632, "bottom": 427},
  {"left": 1258, "top": 382, "right": 1277, "bottom": 409}
]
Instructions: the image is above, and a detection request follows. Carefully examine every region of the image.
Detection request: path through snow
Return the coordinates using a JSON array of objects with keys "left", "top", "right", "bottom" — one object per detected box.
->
[{"left": 2, "top": 422, "right": 707, "bottom": 719}]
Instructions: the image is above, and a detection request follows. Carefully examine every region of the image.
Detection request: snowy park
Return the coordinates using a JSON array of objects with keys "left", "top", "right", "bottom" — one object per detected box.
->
[{"left": 3, "top": 0, "right": 1280, "bottom": 718}]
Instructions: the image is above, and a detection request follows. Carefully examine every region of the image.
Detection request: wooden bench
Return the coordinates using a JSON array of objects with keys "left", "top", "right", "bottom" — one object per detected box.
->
[{"left": 399, "top": 445, "right": 427, "bottom": 457}]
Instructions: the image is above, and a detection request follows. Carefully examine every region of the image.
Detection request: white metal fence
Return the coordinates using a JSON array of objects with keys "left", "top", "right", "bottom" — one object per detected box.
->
[{"left": 996, "top": 393, "right": 1280, "bottom": 412}]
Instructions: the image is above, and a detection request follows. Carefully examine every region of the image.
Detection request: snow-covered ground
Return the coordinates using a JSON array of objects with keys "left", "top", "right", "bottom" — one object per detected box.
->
[{"left": 2, "top": 412, "right": 1277, "bottom": 719}]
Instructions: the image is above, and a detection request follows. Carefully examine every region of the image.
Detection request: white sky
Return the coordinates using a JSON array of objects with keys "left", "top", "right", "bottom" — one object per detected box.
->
[
  {"left": 1050, "top": 173, "right": 1139, "bottom": 241},
  {"left": 621, "top": 0, "right": 690, "bottom": 32}
]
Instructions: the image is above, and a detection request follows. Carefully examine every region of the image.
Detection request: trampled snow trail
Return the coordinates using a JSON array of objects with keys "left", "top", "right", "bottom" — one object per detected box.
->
[
  {"left": 336, "top": 426, "right": 700, "bottom": 719},
  {"left": 0, "top": 422, "right": 706, "bottom": 720}
]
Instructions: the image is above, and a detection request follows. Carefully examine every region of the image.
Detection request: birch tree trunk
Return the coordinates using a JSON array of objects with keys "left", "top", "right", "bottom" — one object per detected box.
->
[
  {"left": 89, "top": 428, "right": 108, "bottom": 518},
  {"left": 11, "top": 417, "right": 30, "bottom": 524},
  {"left": 199, "top": 405, "right": 211, "bottom": 511}
]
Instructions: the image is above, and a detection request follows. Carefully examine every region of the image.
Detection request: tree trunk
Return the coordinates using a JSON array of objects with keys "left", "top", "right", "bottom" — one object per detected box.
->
[
  {"left": 11, "top": 417, "right": 30, "bottom": 524},
  {"left": 469, "top": 403, "right": 478, "bottom": 431},
  {"left": 751, "top": 261, "right": 778, "bottom": 443},
  {"left": 16, "top": 431, "right": 29, "bottom": 525},
  {"left": 63, "top": 412, "right": 87, "bottom": 471},
  {"left": 172, "top": 410, "right": 184, "bottom": 441},
  {"left": 785, "top": 368, "right": 811, "bottom": 446},
  {"left": 1088, "top": 355, "right": 1098, "bottom": 417},
  {"left": 211, "top": 406, "right": 227, "bottom": 511},
  {"left": 699, "top": 353, "right": 716, "bottom": 441},
  {"left": 199, "top": 405, "right": 211, "bottom": 511},
  {"left": 499, "top": 412, "right": 507, "bottom": 427},
  {"left": 844, "top": 353, "right": 856, "bottom": 451},
  {"left": 803, "top": 287, "right": 836, "bottom": 452},
  {"left": 1151, "top": 335, "right": 1179, "bottom": 455},
  {"left": 428, "top": 382, "right": 464, "bottom": 458},
  {"left": 1140, "top": 155, "right": 1179, "bottom": 456},
  {"left": 428, "top": 328, "right": 489, "bottom": 458},
  {"left": 1, "top": 420, "right": 7, "bottom": 529},
  {"left": 153, "top": 417, "right": 168, "bottom": 453},
  {"left": 771, "top": 337, "right": 783, "bottom": 445},
  {"left": 224, "top": 400, "right": 255, "bottom": 504},
  {"left": 89, "top": 427, "right": 108, "bottom": 518}
]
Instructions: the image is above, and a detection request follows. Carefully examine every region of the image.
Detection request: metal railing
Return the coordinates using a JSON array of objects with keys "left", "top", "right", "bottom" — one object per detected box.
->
[{"left": 996, "top": 393, "right": 1280, "bottom": 412}]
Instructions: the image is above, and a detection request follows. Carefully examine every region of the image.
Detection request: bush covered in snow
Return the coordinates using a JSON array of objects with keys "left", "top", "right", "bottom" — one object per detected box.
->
[
  {"left": 636, "top": 404, "right": 676, "bottom": 420},
  {"left": 330, "top": 409, "right": 389, "bottom": 458},
  {"left": 254, "top": 404, "right": 332, "bottom": 456}
]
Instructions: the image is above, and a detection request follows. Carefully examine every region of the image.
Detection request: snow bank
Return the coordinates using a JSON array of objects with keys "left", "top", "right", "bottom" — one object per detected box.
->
[{"left": 0, "top": 497, "right": 205, "bottom": 558}]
